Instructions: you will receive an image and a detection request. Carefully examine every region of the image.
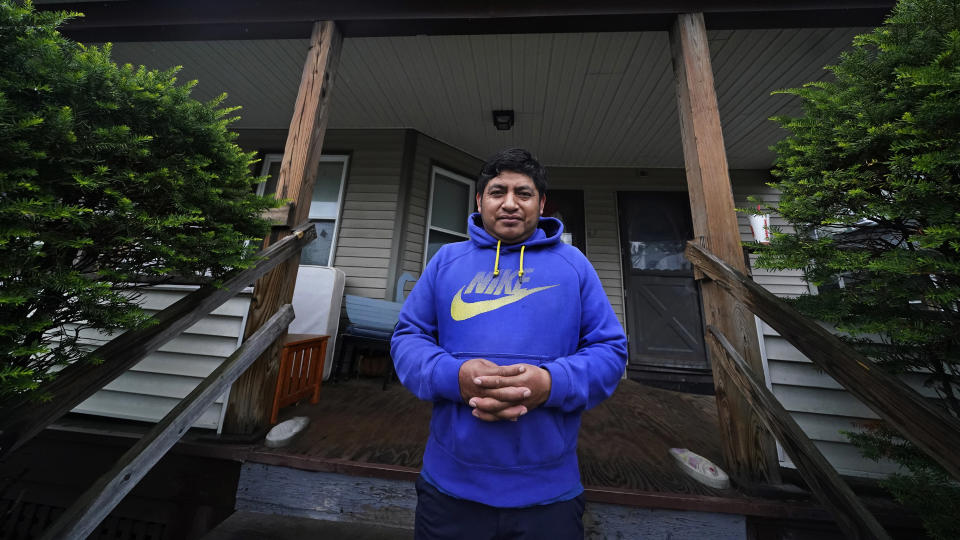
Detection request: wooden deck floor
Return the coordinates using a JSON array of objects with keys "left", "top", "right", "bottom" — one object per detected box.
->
[
  {"left": 256, "top": 376, "right": 737, "bottom": 498},
  {"left": 243, "top": 377, "right": 926, "bottom": 528},
  {"left": 31, "top": 376, "right": 922, "bottom": 535}
]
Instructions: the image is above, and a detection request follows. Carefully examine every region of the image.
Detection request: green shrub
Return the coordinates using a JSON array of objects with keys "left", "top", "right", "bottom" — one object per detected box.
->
[
  {"left": 758, "top": 1, "right": 960, "bottom": 537},
  {"left": 0, "top": 1, "right": 272, "bottom": 400}
]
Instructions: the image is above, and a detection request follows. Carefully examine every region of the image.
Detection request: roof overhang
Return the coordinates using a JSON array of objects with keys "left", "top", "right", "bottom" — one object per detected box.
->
[{"left": 38, "top": 1, "right": 894, "bottom": 41}]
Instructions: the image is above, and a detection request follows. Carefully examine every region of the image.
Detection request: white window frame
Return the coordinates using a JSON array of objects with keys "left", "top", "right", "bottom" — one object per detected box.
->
[
  {"left": 258, "top": 153, "right": 349, "bottom": 267},
  {"left": 256, "top": 154, "right": 283, "bottom": 197},
  {"left": 424, "top": 166, "right": 475, "bottom": 268}
]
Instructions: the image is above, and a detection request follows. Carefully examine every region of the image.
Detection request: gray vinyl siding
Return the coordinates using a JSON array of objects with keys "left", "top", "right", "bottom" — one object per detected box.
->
[
  {"left": 68, "top": 285, "right": 252, "bottom": 431},
  {"left": 326, "top": 130, "right": 406, "bottom": 301},
  {"left": 758, "top": 320, "right": 906, "bottom": 477},
  {"left": 583, "top": 189, "right": 625, "bottom": 325}
]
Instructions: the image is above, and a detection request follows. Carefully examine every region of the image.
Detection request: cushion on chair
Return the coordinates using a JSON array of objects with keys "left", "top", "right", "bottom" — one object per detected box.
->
[{"left": 343, "top": 324, "right": 393, "bottom": 341}]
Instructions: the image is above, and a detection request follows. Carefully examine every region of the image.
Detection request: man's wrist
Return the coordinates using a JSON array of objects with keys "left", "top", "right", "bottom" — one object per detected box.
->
[
  {"left": 458, "top": 362, "right": 473, "bottom": 403},
  {"left": 532, "top": 366, "right": 552, "bottom": 407},
  {"left": 542, "top": 363, "right": 569, "bottom": 409},
  {"left": 438, "top": 355, "right": 469, "bottom": 403}
]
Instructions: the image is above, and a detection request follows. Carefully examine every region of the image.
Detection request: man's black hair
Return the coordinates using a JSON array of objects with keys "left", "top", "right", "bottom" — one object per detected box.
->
[{"left": 477, "top": 148, "right": 547, "bottom": 198}]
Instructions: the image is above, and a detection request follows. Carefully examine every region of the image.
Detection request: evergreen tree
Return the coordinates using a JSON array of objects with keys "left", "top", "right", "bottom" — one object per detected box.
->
[
  {"left": 759, "top": 0, "right": 960, "bottom": 536},
  {"left": 0, "top": 2, "right": 272, "bottom": 400}
]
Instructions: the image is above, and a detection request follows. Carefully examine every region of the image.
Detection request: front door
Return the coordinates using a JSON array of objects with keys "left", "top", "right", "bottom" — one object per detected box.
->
[{"left": 617, "top": 192, "right": 713, "bottom": 393}]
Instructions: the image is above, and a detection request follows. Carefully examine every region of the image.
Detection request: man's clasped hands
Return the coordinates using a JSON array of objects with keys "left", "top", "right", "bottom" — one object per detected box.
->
[{"left": 458, "top": 358, "right": 552, "bottom": 422}]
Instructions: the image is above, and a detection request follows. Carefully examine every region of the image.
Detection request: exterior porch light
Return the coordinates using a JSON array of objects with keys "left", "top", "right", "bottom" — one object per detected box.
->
[{"left": 492, "top": 110, "right": 514, "bottom": 130}]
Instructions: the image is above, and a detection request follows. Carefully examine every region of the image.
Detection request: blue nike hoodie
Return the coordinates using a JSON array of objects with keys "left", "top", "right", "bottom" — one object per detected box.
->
[{"left": 391, "top": 213, "right": 628, "bottom": 508}]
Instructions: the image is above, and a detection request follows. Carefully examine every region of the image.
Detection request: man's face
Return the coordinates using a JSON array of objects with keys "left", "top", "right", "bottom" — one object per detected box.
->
[{"left": 476, "top": 171, "right": 545, "bottom": 244}]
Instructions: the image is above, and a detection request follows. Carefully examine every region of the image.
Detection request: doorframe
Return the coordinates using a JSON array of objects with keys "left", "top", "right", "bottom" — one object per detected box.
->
[{"left": 615, "top": 189, "right": 714, "bottom": 394}]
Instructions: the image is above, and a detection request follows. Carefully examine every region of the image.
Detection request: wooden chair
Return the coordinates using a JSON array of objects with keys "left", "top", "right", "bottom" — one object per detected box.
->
[{"left": 270, "top": 334, "right": 329, "bottom": 424}]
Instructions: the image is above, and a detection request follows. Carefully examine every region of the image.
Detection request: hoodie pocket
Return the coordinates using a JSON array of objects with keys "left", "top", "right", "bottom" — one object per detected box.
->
[{"left": 435, "top": 352, "right": 576, "bottom": 469}]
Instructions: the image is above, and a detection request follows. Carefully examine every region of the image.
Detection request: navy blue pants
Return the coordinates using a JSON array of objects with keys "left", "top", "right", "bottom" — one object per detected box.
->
[{"left": 414, "top": 476, "right": 585, "bottom": 540}]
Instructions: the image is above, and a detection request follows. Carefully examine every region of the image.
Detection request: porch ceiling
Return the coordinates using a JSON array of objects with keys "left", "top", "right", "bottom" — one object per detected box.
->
[{"left": 106, "top": 27, "right": 866, "bottom": 169}]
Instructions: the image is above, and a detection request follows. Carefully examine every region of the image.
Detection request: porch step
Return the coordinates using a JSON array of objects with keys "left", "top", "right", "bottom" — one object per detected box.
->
[
  {"left": 236, "top": 464, "right": 750, "bottom": 539},
  {"left": 204, "top": 511, "right": 412, "bottom": 540}
]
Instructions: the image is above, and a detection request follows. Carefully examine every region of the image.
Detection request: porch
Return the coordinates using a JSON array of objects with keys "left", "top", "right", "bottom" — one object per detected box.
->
[
  {"left": 51, "top": 1, "right": 906, "bottom": 482},
  {"left": 72, "top": 9, "right": 911, "bottom": 483},
  {"left": 221, "top": 375, "right": 918, "bottom": 538}
]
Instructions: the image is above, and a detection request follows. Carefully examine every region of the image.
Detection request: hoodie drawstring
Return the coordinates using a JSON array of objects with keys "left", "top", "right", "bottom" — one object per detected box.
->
[{"left": 492, "top": 240, "right": 525, "bottom": 278}]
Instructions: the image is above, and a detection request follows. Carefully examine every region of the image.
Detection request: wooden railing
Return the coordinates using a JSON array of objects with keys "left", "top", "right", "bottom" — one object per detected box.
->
[
  {"left": 41, "top": 305, "right": 295, "bottom": 540},
  {"left": 686, "top": 241, "right": 960, "bottom": 539},
  {"left": 0, "top": 223, "right": 317, "bottom": 457},
  {"left": 0, "top": 223, "right": 317, "bottom": 537}
]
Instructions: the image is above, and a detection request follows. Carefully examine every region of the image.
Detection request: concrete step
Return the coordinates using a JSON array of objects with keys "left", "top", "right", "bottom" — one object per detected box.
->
[
  {"left": 236, "top": 464, "right": 750, "bottom": 539},
  {"left": 203, "top": 511, "right": 413, "bottom": 540}
]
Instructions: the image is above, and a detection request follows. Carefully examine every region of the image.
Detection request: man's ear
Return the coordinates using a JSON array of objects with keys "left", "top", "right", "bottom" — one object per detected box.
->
[
  {"left": 476, "top": 192, "right": 482, "bottom": 212},
  {"left": 539, "top": 195, "right": 546, "bottom": 216}
]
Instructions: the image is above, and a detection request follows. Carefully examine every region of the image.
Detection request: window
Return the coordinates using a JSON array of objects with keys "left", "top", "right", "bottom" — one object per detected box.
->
[
  {"left": 424, "top": 166, "right": 475, "bottom": 266},
  {"left": 258, "top": 153, "right": 348, "bottom": 266}
]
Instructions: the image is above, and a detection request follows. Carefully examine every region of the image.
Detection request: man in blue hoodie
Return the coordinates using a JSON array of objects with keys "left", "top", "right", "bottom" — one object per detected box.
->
[{"left": 391, "top": 148, "right": 628, "bottom": 540}]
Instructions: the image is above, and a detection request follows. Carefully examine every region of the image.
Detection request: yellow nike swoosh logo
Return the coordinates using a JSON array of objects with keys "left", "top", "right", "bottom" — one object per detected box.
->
[{"left": 450, "top": 285, "right": 558, "bottom": 321}]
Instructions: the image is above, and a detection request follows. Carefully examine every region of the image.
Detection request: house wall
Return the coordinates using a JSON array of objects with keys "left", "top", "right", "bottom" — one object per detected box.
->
[
  {"left": 68, "top": 285, "right": 253, "bottom": 431},
  {"left": 326, "top": 130, "right": 406, "bottom": 300}
]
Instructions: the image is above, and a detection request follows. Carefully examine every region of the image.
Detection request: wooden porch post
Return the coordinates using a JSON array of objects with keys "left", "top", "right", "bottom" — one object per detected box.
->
[
  {"left": 669, "top": 13, "right": 780, "bottom": 486},
  {"left": 222, "top": 21, "right": 343, "bottom": 435}
]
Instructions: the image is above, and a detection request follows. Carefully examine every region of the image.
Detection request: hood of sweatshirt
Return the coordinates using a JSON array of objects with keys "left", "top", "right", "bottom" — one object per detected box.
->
[
  {"left": 467, "top": 212, "right": 564, "bottom": 277},
  {"left": 467, "top": 213, "right": 564, "bottom": 249}
]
